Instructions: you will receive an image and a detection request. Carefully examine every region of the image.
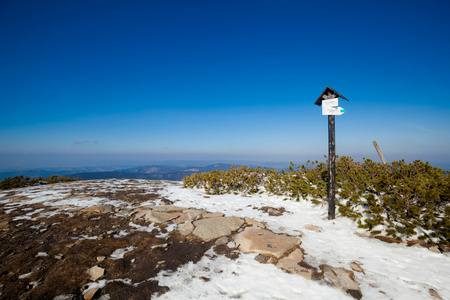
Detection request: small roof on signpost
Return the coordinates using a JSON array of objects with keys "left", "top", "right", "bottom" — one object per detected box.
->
[{"left": 314, "top": 86, "right": 349, "bottom": 106}]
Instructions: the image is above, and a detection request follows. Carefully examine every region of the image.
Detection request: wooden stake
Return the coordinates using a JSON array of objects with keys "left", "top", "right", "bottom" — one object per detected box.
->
[
  {"left": 328, "top": 115, "right": 336, "bottom": 220},
  {"left": 373, "top": 141, "right": 387, "bottom": 164}
]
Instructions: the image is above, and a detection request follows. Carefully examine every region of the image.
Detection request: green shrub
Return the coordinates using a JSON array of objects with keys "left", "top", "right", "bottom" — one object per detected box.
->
[
  {"left": 0, "top": 175, "right": 81, "bottom": 190},
  {"left": 182, "top": 157, "right": 449, "bottom": 246}
]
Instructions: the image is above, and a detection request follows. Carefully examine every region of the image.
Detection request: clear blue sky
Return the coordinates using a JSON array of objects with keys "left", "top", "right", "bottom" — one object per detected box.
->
[{"left": 1, "top": 0, "right": 449, "bottom": 170}]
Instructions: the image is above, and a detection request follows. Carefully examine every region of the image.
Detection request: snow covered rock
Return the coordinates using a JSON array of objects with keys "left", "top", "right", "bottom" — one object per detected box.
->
[{"left": 234, "top": 227, "right": 301, "bottom": 258}]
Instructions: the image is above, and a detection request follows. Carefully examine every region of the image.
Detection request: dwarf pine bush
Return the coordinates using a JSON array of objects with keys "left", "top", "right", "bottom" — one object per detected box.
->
[
  {"left": 182, "top": 157, "right": 449, "bottom": 246},
  {"left": 0, "top": 175, "right": 81, "bottom": 190}
]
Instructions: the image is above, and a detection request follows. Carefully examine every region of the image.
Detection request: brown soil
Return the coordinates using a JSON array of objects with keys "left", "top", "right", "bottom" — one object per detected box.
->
[{"left": 0, "top": 183, "right": 219, "bottom": 300}]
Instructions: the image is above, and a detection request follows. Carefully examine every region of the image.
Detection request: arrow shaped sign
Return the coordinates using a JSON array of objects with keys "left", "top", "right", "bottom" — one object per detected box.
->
[{"left": 322, "top": 98, "right": 345, "bottom": 115}]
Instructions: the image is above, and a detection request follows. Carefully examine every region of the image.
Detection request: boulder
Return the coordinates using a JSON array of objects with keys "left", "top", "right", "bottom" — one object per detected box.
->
[
  {"left": 234, "top": 227, "right": 301, "bottom": 258},
  {"left": 320, "top": 264, "right": 362, "bottom": 299},
  {"left": 193, "top": 217, "right": 244, "bottom": 241}
]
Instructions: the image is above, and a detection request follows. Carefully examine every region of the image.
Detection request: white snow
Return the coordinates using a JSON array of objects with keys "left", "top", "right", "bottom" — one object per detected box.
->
[
  {"left": 153, "top": 248, "right": 349, "bottom": 300},
  {"left": 155, "top": 181, "right": 450, "bottom": 300},
  {"left": 2, "top": 179, "right": 449, "bottom": 300},
  {"left": 110, "top": 246, "right": 136, "bottom": 260}
]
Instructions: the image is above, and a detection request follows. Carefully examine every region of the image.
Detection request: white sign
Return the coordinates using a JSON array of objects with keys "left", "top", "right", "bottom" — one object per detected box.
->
[{"left": 322, "top": 98, "right": 345, "bottom": 115}]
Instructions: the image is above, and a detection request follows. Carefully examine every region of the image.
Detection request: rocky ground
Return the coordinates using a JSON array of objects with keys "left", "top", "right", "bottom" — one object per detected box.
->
[
  {"left": 1, "top": 180, "right": 218, "bottom": 299},
  {"left": 0, "top": 179, "right": 446, "bottom": 300}
]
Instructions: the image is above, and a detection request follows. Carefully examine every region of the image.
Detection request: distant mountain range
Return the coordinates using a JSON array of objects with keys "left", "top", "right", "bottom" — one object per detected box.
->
[
  {"left": 0, "top": 164, "right": 245, "bottom": 181},
  {"left": 0, "top": 166, "right": 133, "bottom": 181},
  {"left": 69, "top": 164, "right": 234, "bottom": 181}
]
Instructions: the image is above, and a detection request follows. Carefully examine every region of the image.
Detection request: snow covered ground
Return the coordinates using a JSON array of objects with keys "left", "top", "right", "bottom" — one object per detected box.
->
[
  {"left": 1, "top": 179, "right": 449, "bottom": 299},
  {"left": 156, "top": 182, "right": 450, "bottom": 300}
]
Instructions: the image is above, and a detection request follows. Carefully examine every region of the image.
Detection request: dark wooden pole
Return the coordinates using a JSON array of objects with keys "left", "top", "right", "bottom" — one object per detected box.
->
[{"left": 328, "top": 115, "right": 336, "bottom": 220}]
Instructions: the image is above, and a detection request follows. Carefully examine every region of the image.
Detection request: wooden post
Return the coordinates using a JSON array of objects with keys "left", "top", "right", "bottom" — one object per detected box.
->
[
  {"left": 373, "top": 141, "right": 387, "bottom": 164},
  {"left": 328, "top": 115, "right": 336, "bottom": 220},
  {"left": 315, "top": 87, "right": 349, "bottom": 221}
]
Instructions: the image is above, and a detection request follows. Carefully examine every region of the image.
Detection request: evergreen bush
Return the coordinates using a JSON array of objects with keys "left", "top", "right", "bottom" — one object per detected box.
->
[{"left": 182, "top": 157, "right": 449, "bottom": 246}]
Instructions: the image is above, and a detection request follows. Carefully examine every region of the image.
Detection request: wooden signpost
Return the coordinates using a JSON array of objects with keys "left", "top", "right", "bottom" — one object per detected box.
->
[{"left": 315, "top": 87, "right": 349, "bottom": 220}]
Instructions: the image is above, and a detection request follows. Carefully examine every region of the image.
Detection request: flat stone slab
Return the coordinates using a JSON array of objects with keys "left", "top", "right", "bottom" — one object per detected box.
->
[
  {"left": 152, "top": 205, "right": 186, "bottom": 212},
  {"left": 193, "top": 216, "right": 244, "bottom": 241},
  {"left": 86, "top": 265, "right": 104, "bottom": 281},
  {"left": 143, "top": 210, "right": 182, "bottom": 223},
  {"left": 131, "top": 207, "right": 153, "bottom": 219},
  {"left": 244, "top": 217, "right": 265, "bottom": 228},
  {"left": 320, "top": 264, "right": 362, "bottom": 299},
  {"left": 202, "top": 212, "right": 225, "bottom": 219},
  {"left": 234, "top": 227, "right": 301, "bottom": 258},
  {"left": 276, "top": 249, "right": 319, "bottom": 280},
  {"left": 304, "top": 224, "right": 323, "bottom": 232},
  {"left": 182, "top": 209, "right": 205, "bottom": 220},
  {"left": 178, "top": 221, "right": 194, "bottom": 236}
]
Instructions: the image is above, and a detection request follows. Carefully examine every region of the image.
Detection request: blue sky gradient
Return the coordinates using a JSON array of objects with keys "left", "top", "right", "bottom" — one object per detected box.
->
[{"left": 1, "top": 0, "right": 449, "bottom": 170}]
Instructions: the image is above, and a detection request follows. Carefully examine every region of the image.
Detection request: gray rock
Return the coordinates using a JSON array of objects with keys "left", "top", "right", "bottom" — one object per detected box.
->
[
  {"left": 234, "top": 227, "right": 301, "bottom": 258},
  {"left": 193, "top": 216, "right": 244, "bottom": 241}
]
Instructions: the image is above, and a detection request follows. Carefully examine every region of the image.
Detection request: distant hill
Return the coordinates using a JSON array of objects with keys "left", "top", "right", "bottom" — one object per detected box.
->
[
  {"left": 69, "top": 164, "right": 234, "bottom": 181},
  {"left": 0, "top": 166, "right": 133, "bottom": 181},
  {"left": 0, "top": 162, "right": 288, "bottom": 181}
]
